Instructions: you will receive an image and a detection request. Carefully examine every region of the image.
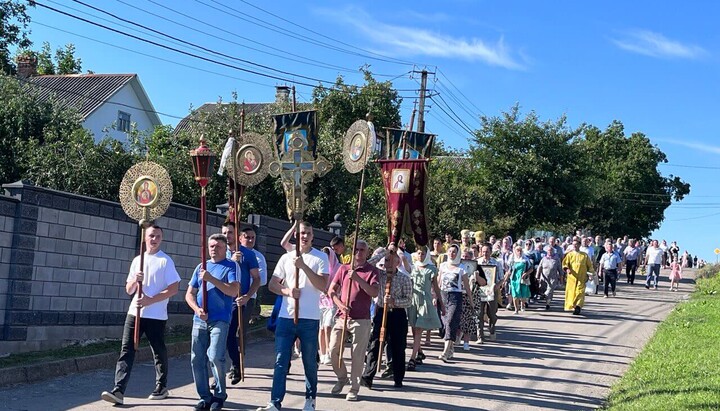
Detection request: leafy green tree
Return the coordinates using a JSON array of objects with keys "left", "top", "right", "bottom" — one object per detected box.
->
[
  {"left": 54, "top": 43, "right": 82, "bottom": 74},
  {"left": 468, "top": 105, "right": 587, "bottom": 238},
  {"left": 36, "top": 41, "right": 54, "bottom": 75},
  {"left": 0, "top": 0, "right": 32, "bottom": 74},
  {"left": 576, "top": 121, "right": 690, "bottom": 237}
]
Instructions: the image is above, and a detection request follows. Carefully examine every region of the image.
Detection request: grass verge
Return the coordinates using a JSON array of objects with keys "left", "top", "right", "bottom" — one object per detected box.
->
[{"left": 603, "top": 270, "right": 720, "bottom": 410}]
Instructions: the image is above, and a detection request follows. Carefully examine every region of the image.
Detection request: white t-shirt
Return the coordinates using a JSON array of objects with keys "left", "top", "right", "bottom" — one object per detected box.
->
[
  {"left": 646, "top": 246, "right": 664, "bottom": 265},
  {"left": 126, "top": 250, "right": 181, "bottom": 320},
  {"left": 274, "top": 248, "right": 329, "bottom": 321}
]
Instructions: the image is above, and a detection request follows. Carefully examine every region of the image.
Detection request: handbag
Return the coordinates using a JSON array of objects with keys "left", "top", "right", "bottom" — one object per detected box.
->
[{"left": 585, "top": 279, "right": 596, "bottom": 295}]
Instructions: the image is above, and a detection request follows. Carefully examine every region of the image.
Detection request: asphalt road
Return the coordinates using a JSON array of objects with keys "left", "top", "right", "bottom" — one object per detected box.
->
[{"left": 0, "top": 271, "right": 694, "bottom": 411}]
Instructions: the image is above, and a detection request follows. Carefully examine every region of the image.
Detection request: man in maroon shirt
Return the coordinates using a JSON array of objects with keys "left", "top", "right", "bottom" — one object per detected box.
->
[{"left": 327, "top": 240, "right": 379, "bottom": 401}]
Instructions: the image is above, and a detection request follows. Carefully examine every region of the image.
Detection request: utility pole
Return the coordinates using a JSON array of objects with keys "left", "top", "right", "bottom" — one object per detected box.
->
[{"left": 417, "top": 70, "right": 428, "bottom": 133}]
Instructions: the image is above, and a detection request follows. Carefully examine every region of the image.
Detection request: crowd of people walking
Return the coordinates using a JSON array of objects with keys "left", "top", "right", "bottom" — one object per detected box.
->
[{"left": 100, "top": 223, "right": 697, "bottom": 410}]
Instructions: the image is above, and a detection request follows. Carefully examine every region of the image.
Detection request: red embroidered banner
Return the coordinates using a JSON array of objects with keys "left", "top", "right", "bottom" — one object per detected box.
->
[{"left": 379, "top": 159, "right": 430, "bottom": 247}]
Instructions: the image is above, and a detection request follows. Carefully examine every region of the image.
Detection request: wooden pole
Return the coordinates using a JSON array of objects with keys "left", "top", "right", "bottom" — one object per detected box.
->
[
  {"left": 294, "top": 217, "right": 301, "bottom": 324},
  {"left": 337, "top": 134, "right": 370, "bottom": 366},
  {"left": 234, "top": 109, "right": 246, "bottom": 382},
  {"left": 200, "top": 187, "right": 208, "bottom": 311},
  {"left": 133, "top": 224, "right": 146, "bottom": 351},
  {"left": 376, "top": 267, "right": 395, "bottom": 373}
]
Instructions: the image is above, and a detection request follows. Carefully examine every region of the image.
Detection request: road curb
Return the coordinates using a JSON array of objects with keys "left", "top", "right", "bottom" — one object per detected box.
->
[{"left": 0, "top": 327, "right": 273, "bottom": 387}]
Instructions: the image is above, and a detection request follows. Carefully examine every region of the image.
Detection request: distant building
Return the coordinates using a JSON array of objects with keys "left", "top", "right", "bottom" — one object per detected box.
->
[
  {"left": 18, "top": 56, "right": 161, "bottom": 142},
  {"left": 173, "top": 85, "right": 291, "bottom": 136}
]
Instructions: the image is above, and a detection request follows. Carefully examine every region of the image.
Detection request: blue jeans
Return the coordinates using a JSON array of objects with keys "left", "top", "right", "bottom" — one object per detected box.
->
[
  {"left": 191, "top": 318, "right": 230, "bottom": 403},
  {"left": 646, "top": 264, "right": 661, "bottom": 287},
  {"left": 269, "top": 317, "right": 319, "bottom": 409}
]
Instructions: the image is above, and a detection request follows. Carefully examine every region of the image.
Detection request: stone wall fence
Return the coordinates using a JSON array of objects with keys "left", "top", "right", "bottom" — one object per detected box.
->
[{"left": 0, "top": 181, "right": 335, "bottom": 354}]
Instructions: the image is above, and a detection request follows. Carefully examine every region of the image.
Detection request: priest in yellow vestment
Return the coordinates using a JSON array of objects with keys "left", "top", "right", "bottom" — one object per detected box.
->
[{"left": 561, "top": 238, "right": 594, "bottom": 315}]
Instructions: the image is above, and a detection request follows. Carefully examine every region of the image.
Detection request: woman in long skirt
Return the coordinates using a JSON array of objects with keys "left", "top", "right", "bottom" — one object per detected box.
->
[
  {"left": 438, "top": 245, "right": 472, "bottom": 362},
  {"left": 406, "top": 247, "right": 444, "bottom": 370}
]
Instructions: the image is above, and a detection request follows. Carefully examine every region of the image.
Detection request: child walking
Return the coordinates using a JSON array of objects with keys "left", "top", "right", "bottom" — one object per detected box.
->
[{"left": 668, "top": 257, "right": 682, "bottom": 291}]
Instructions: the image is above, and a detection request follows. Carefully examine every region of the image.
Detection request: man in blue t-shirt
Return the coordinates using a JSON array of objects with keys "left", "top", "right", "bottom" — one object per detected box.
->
[
  {"left": 221, "top": 222, "right": 260, "bottom": 385},
  {"left": 185, "top": 234, "right": 239, "bottom": 411}
]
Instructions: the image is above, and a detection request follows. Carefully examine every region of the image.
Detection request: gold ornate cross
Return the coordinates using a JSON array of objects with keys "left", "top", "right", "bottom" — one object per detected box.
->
[{"left": 270, "top": 132, "right": 331, "bottom": 219}]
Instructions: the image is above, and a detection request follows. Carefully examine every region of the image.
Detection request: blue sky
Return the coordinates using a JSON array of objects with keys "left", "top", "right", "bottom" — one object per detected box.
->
[{"left": 23, "top": 0, "right": 720, "bottom": 260}]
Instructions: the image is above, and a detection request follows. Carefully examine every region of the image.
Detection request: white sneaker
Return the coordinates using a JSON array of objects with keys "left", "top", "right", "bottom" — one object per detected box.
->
[
  {"left": 302, "top": 398, "right": 316, "bottom": 410},
  {"left": 463, "top": 342, "right": 470, "bottom": 351},
  {"left": 257, "top": 404, "right": 280, "bottom": 411}
]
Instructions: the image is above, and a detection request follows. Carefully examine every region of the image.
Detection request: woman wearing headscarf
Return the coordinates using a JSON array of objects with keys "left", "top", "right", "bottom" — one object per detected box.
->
[
  {"left": 503, "top": 246, "right": 533, "bottom": 314},
  {"left": 459, "top": 249, "right": 481, "bottom": 351},
  {"left": 438, "top": 244, "right": 472, "bottom": 362},
  {"left": 406, "top": 247, "right": 444, "bottom": 371}
]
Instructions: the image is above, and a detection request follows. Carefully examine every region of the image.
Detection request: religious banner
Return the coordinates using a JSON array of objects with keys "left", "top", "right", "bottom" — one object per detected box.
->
[
  {"left": 379, "top": 159, "right": 430, "bottom": 247},
  {"left": 272, "top": 110, "right": 319, "bottom": 159},
  {"left": 386, "top": 128, "right": 435, "bottom": 159}
]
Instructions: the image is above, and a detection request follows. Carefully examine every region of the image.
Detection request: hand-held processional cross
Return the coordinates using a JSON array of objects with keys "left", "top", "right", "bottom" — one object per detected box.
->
[{"left": 270, "top": 122, "right": 331, "bottom": 324}]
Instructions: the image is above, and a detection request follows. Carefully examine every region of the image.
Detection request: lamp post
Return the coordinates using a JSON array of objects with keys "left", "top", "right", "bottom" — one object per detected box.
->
[{"left": 190, "top": 134, "right": 216, "bottom": 312}]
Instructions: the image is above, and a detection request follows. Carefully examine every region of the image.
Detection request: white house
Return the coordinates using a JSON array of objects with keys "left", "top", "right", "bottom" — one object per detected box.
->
[{"left": 26, "top": 73, "right": 161, "bottom": 142}]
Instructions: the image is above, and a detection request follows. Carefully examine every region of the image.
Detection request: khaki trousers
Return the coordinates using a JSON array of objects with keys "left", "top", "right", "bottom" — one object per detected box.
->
[{"left": 329, "top": 317, "right": 371, "bottom": 394}]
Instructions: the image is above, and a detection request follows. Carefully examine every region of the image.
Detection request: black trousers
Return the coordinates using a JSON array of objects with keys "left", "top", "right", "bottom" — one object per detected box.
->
[
  {"left": 625, "top": 260, "right": 637, "bottom": 284},
  {"left": 604, "top": 269, "right": 618, "bottom": 296},
  {"left": 478, "top": 300, "right": 498, "bottom": 336},
  {"left": 363, "top": 308, "right": 407, "bottom": 385},
  {"left": 227, "top": 299, "right": 254, "bottom": 369},
  {"left": 114, "top": 314, "right": 168, "bottom": 393}
]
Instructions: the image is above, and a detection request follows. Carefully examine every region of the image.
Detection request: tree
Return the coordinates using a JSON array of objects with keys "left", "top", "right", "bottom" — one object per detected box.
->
[
  {"left": 468, "top": 105, "right": 587, "bottom": 238},
  {"left": 0, "top": 0, "right": 32, "bottom": 74},
  {"left": 36, "top": 41, "right": 54, "bottom": 75},
  {"left": 55, "top": 43, "right": 82, "bottom": 74},
  {"left": 576, "top": 121, "right": 690, "bottom": 237}
]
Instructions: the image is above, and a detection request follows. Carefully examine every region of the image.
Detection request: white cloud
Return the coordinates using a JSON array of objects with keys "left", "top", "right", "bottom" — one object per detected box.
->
[
  {"left": 612, "top": 30, "right": 706, "bottom": 59},
  {"left": 317, "top": 7, "right": 524, "bottom": 70},
  {"left": 654, "top": 138, "right": 720, "bottom": 154}
]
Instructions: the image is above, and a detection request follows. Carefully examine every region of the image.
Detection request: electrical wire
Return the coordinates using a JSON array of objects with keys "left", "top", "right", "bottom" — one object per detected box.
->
[
  {"left": 197, "top": 0, "right": 415, "bottom": 66},
  {"left": 68, "top": 0, "right": 331, "bottom": 84}
]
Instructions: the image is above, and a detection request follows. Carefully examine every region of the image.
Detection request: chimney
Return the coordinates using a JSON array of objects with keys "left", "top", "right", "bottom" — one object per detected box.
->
[
  {"left": 275, "top": 85, "right": 290, "bottom": 104},
  {"left": 16, "top": 55, "right": 38, "bottom": 78}
]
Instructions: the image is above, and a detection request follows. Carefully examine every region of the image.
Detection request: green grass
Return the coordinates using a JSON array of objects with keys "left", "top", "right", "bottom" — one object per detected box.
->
[{"left": 604, "top": 271, "right": 720, "bottom": 410}]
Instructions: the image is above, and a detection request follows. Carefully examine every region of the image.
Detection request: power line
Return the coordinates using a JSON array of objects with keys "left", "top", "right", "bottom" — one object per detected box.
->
[
  {"left": 660, "top": 163, "right": 720, "bottom": 170},
  {"left": 68, "top": 0, "right": 332, "bottom": 85},
  {"left": 197, "top": 0, "right": 415, "bottom": 67},
  {"left": 429, "top": 94, "right": 475, "bottom": 136},
  {"left": 33, "top": 21, "right": 277, "bottom": 89},
  {"left": 136, "top": 0, "right": 361, "bottom": 74},
  {"left": 668, "top": 211, "right": 720, "bottom": 222},
  {"left": 437, "top": 68, "right": 485, "bottom": 116},
  {"left": 34, "top": 1, "right": 343, "bottom": 88}
]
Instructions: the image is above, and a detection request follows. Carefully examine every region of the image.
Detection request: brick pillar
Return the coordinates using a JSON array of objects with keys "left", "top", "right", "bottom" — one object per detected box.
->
[{"left": 1, "top": 181, "right": 40, "bottom": 341}]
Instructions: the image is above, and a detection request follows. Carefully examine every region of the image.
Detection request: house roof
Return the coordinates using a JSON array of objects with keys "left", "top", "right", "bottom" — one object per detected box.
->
[
  {"left": 26, "top": 73, "right": 162, "bottom": 126},
  {"left": 173, "top": 102, "right": 270, "bottom": 136}
]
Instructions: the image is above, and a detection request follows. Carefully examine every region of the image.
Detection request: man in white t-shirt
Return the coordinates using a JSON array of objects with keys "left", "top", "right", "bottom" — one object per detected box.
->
[
  {"left": 101, "top": 225, "right": 181, "bottom": 405},
  {"left": 643, "top": 239, "right": 663, "bottom": 290},
  {"left": 257, "top": 222, "right": 329, "bottom": 411}
]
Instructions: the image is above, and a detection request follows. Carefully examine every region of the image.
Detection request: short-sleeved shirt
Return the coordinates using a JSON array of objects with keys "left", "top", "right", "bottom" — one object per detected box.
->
[
  {"left": 333, "top": 262, "right": 379, "bottom": 320},
  {"left": 624, "top": 247, "right": 640, "bottom": 261},
  {"left": 439, "top": 262, "right": 466, "bottom": 293},
  {"left": 646, "top": 246, "right": 664, "bottom": 265},
  {"left": 189, "top": 259, "right": 238, "bottom": 323},
  {"left": 126, "top": 250, "right": 181, "bottom": 320},
  {"left": 600, "top": 251, "right": 622, "bottom": 270},
  {"left": 274, "top": 248, "right": 329, "bottom": 321}
]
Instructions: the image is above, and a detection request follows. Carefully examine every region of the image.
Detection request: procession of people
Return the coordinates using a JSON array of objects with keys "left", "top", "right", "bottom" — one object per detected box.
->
[{"left": 100, "top": 220, "right": 694, "bottom": 410}]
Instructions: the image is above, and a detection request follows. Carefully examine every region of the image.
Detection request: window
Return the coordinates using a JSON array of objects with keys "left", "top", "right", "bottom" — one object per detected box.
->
[{"left": 117, "top": 111, "right": 131, "bottom": 132}]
